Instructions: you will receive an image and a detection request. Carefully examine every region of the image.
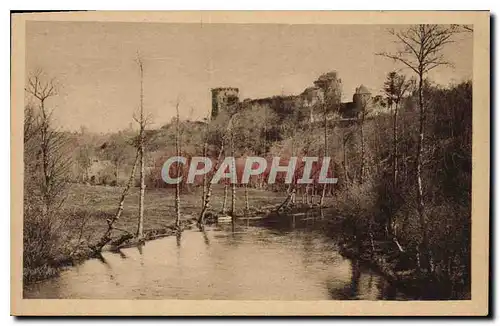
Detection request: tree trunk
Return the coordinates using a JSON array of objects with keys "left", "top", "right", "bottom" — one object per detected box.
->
[
  {"left": 39, "top": 99, "right": 51, "bottom": 213},
  {"left": 359, "top": 117, "right": 365, "bottom": 184},
  {"left": 136, "top": 61, "right": 145, "bottom": 239},
  {"left": 392, "top": 102, "right": 399, "bottom": 188},
  {"left": 198, "top": 182, "right": 211, "bottom": 229},
  {"left": 320, "top": 103, "right": 328, "bottom": 207},
  {"left": 174, "top": 104, "right": 181, "bottom": 230},
  {"left": 137, "top": 141, "right": 145, "bottom": 238},
  {"left": 231, "top": 159, "right": 236, "bottom": 219},
  {"left": 93, "top": 149, "right": 139, "bottom": 252},
  {"left": 201, "top": 138, "right": 208, "bottom": 208},
  {"left": 244, "top": 184, "right": 249, "bottom": 214},
  {"left": 387, "top": 101, "right": 399, "bottom": 237},
  {"left": 222, "top": 184, "right": 228, "bottom": 214},
  {"left": 343, "top": 135, "right": 349, "bottom": 186},
  {"left": 230, "top": 130, "right": 236, "bottom": 231},
  {"left": 198, "top": 139, "right": 226, "bottom": 227},
  {"left": 276, "top": 186, "right": 296, "bottom": 212},
  {"left": 305, "top": 184, "right": 311, "bottom": 206},
  {"left": 416, "top": 73, "right": 428, "bottom": 271}
]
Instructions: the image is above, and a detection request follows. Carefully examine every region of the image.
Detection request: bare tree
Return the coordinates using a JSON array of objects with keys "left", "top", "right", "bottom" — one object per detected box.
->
[
  {"left": 174, "top": 101, "right": 182, "bottom": 230},
  {"left": 320, "top": 105, "right": 329, "bottom": 206},
  {"left": 229, "top": 122, "right": 237, "bottom": 227},
  {"left": 275, "top": 113, "right": 301, "bottom": 211},
  {"left": 133, "top": 54, "right": 151, "bottom": 239},
  {"left": 198, "top": 114, "right": 236, "bottom": 228},
  {"left": 24, "top": 104, "right": 39, "bottom": 143},
  {"left": 201, "top": 116, "right": 209, "bottom": 210},
  {"left": 357, "top": 93, "right": 372, "bottom": 185},
  {"left": 383, "top": 71, "right": 411, "bottom": 189},
  {"left": 197, "top": 140, "right": 226, "bottom": 228},
  {"left": 25, "top": 69, "right": 70, "bottom": 214},
  {"left": 378, "top": 24, "right": 457, "bottom": 271},
  {"left": 314, "top": 72, "right": 342, "bottom": 206},
  {"left": 452, "top": 24, "right": 473, "bottom": 33},
  {"left": 24, "top": 70, "right": 73, "bottom": 275}
]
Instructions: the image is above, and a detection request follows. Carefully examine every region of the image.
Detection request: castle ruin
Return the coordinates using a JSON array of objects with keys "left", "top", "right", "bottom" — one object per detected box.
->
[{"left": 211, "top": 72, "right": 385, "bottom": 123}]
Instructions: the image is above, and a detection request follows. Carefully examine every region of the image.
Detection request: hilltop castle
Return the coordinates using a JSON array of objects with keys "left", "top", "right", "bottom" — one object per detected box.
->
[{"left": 211, "top": 72, "right": 386, "bottom": 123}]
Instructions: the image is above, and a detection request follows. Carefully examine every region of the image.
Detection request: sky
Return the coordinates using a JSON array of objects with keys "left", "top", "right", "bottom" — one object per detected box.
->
[{"left": 25, "top": 21, "right": 473, "bottom": 133}]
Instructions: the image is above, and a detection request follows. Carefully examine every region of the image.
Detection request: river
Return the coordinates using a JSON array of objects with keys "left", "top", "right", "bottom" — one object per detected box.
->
[{"left": 24, "top": 212, "right": 409, "bottom": 300}]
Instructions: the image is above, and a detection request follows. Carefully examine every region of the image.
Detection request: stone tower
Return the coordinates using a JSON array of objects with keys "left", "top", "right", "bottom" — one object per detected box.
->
[
  {"left": 353, "top": 84, "right": 372, "bottom": 117},
  {"left": 353, "top": 85, "right": 371, "bottom": 107},
  {"left": 211, "top": 87, "right": 240, "bottom": 119}
]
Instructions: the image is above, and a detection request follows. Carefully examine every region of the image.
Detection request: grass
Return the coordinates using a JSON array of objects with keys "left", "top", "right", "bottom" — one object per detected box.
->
[
  {"left": 24, "top": 183, "right": 317, "bottom": 285},
  {"left": 62, "top": 183, "right": 289, "bottom": 245}
]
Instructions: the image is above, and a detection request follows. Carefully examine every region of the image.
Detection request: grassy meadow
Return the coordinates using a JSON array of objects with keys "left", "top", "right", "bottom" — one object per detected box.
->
[{"left": 62, "top": 183, "right": 289, "bottom": 245}]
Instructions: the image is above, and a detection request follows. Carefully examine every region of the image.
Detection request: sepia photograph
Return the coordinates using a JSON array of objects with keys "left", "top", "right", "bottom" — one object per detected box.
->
[{"left": 10, "top": 11, "right": 490, "bottom": 316}]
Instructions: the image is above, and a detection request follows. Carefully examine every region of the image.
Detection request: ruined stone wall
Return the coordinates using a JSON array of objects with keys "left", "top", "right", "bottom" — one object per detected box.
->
[
  {"left": 210, "top": 72, "right": 389, "bottom": 123},
  {"left": 211, "top": 87, "right": 239, "bottom": 119}
]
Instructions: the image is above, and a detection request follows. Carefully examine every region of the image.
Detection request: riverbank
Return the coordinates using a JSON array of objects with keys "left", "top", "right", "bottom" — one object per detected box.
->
[
  {"left": 261, "top": 206, "right": 469, "bottom": 300},
  {"left": 25, "top": 218, "right": 405, "bottom": 300},
  {"left": 332, "top": 219, "right": 470, "bottom": 300},
  {"left": 23, "top": 183, "right": 290, "bottom": 285},
  {"left": 24, "top": 185, "right": 466, "bottom": 300}
]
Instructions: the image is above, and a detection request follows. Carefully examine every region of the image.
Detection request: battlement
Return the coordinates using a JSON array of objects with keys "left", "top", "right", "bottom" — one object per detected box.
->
[{"left": 211, "top": 87, "right": 239, "bottom": 93}]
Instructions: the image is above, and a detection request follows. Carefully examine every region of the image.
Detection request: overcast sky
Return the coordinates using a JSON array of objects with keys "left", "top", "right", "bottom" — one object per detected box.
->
[{"left": 26, "top": 21, "right": 473, "bottom": 133}]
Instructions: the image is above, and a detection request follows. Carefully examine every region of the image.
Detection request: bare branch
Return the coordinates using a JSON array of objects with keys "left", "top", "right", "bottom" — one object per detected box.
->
[
  {"left": 377, "top": 52, "right": 419, "bottom": 75},
  {"left": 378, "top": 24, "right": 458, "bottom": 78}
]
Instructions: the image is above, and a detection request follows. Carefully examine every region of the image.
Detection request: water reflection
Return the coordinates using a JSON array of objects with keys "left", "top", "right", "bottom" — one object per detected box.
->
[
  {"left": 24, "top": 213, "right": 409, "bottom": 300},
  {"left": 201, "top": 229, "right": 211, "bottom": 246},
  {"left": 175, "top": 231, "right": 182, "bottom": 248},
  {"left": 117, "top": 249, "right": 128, "bottom": 259}
]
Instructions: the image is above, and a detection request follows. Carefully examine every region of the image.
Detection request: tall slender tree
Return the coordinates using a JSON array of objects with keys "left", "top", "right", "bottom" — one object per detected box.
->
[
  {"left": 230, "top": 124, "right": 236, "bottom": 226},
  {"left": 25, "top": 70, "right": 70, "bottom": 215},
  {"left": 174, "top": 101, "right": 182, "bottom": 230},
  {"left": 93, "top": 149, "right": 139, "bottom": 252},
  {"left": 313, "top": 72, "right": 342, "bottom": 206},
  {"left": 135, "top": 55, "right": 146, "bottom": 239},
  {"left": 383, "top": 71, "right": 410, "bottom": 189},
  {"left": 198, "top": 114, "right": 236, "bottom": 228},
  {"left": 201, "top": 116, "right": 209, "bottom": 210},
  {"left": 358, "top": 91, "right": 371, "bottom": 184},
  {"left": 378, "top": 24, "right": 457, "bottom": 271}
]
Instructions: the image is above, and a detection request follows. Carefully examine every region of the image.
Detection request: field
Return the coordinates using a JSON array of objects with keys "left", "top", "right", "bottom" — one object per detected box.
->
[{"left": 62, "top": 183, "right": 289, "bottom": 245}]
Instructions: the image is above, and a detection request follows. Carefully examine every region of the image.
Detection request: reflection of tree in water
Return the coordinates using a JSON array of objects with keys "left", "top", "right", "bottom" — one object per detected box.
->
[
  {"left": 300, "top": 229, "right": 315, "bottom": 267},
  {"left": 377, "top": 278, "right": 398, "bottom": 300},
  {"left": 325, "top": 258, "right": 403, "bottom": 300},
  {"left": 117, "top": 249, "right": 128, "bottom": 259},
  {"left": 137, "top": 242, "right": 144, "bottom": 255},
  {"left": 201, "top": 229, "right": 211, "bottom": 246},
  {"left": 136, "top": 242, "right": 145, "bottom": 268},
  {"left": 95, "top": 253, "right": 120, "bottom": 285},
  {"left": 349, "top": 259, "right": 361, "bottom": 298},
  {"left": 326, "top": 258, "right": 361, "bottom": 300},
  {"left": 176, "top": 232, "right": 182, "bottom": 248}
]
